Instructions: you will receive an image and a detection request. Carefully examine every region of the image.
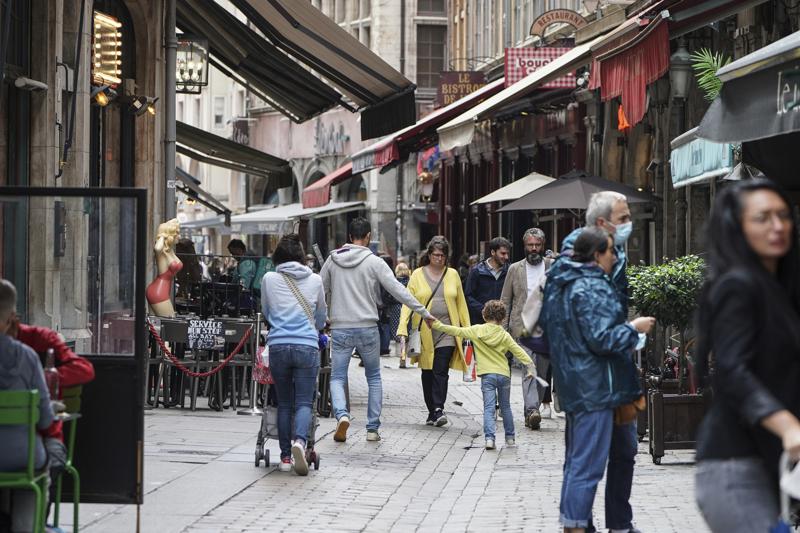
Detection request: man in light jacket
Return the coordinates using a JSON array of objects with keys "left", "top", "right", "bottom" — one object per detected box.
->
[
  {"left": 321, "top": 217, "right": 433, "bottom": 443},
  {"left": 500, "top": 228, "right": 553, "bottom": 428}
]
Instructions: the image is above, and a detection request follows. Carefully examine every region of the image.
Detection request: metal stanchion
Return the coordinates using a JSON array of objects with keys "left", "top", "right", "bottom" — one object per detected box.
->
[{"left": 238, "top": 312, "right": 263, "bottom": 416}]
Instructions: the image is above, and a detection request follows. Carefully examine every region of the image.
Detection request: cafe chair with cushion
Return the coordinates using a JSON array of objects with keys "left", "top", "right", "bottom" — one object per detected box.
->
[
  {"left": 0, "top": 390, "right": 49, "bottom": 533},
  {"left": 52, "top": 385, "right": 82, "bottom": 533}
]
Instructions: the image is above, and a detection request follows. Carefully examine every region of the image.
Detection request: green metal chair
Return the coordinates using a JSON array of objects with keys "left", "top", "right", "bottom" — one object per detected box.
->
[
  {"left": 53, "top": 385, "right": 82, "bottom": 533},
  {"left": 0, "top": 390, "right": 48, "bottom": 533}
]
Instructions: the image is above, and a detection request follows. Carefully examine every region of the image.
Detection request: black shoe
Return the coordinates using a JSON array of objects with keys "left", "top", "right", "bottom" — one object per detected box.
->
[
  {"left": 433, "top": 409, "right": 448, "bottom": 427},
  {"left": 425, "top": 413, "right": 435, "bottom": 426}
]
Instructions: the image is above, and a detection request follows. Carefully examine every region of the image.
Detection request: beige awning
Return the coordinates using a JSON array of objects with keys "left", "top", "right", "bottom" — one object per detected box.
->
[
  {"left": 231, "top": 0, "right": 416, "bottom": 139},
  {"left": 471, "top": 172, "right": 555, "bottom": 205},
  {"left": 437, "top": 37, "right": 603, "bottom": 151}
]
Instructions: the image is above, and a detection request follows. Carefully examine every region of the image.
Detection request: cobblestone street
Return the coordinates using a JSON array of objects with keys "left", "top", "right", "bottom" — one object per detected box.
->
[{"left": 67, "top": 353, "right": 706, "bottom": 532}]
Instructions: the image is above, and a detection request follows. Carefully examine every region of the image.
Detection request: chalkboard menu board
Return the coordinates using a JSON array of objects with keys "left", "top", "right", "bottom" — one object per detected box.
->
[{"left": 187, "top": 319, "right": 224, "bottom": 349}]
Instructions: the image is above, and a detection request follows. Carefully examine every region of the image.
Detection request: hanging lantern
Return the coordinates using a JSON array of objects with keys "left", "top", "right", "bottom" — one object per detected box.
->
[
  {"left": 418, "top": 171, "right": 438, "bottom": 203},
  {"left": 176, "top": 36, "right": 209, "bottom": 94}
]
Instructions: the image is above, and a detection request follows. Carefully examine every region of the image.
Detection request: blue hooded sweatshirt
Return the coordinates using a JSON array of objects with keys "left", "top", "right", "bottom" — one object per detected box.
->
[
  {"left": 539, "top": 257, "right": 641, "bottom": 413},
  {"left": 261, "top": 262, "right": 327, "bottom": 348},
  {"left": 560, "top": 227, "right": 629, "bottom": 312}
]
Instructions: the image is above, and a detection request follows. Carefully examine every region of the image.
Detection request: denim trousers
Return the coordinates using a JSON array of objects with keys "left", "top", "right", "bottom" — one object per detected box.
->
[
  {"left": 560, "top": 408, "right": 637, "bottom": 530},
  {"left": 330, "top": 327, "right": 381, "bottom": 430},
  {"left": 268, "top": 344, "right": 320, "bottom": 459},
  {"left": 695, "top": 457, "right": 780, "bottom": 532},
  {"left": 481, "top": 373, "right": 514, "bottom": 440}
]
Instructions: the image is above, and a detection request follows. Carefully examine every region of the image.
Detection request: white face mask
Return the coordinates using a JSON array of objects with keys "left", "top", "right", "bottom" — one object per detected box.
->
[{"left": 610, "top": 221, "right": 633, "bottom": 246}]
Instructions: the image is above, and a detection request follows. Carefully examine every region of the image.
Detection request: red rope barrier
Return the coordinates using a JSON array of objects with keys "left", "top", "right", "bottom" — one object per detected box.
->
[{"left": 146, "top": 319, "right": 253, "bottom": 378}]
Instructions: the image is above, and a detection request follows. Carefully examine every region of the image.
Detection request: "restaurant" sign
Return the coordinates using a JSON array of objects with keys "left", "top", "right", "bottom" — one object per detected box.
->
[{"left": 529, "top": 9, "right": 587, "bottom": 39}]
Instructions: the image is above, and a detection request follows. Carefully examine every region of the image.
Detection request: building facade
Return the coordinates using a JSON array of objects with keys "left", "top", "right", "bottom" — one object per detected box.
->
[{"left": 247, "top": 0, "right": 449, "bottom": 260}]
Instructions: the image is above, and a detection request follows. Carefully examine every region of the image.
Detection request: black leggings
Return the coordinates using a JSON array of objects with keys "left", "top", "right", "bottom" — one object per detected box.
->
[{"left": 421, "top": 346, "right": 454, "bottom": 414}]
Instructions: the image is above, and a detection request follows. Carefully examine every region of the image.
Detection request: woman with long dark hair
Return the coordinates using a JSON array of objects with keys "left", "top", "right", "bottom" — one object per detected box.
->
[
  {"left": 694, "top": 178, "right": 800, "bottom": 532},
  {"left": 261, "top": 234, "right": 327, "bottom": 476}
]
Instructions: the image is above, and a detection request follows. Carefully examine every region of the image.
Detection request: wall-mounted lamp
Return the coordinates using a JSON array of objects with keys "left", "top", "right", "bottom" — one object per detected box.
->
[
  {"left": 669, "top": 39, "right": 692, "bottom": 100},
  {"left": 90, "top": 84, "right": 117, "bottom": 107},
  {"left": 126, "top": 95, "right": 158, "bottom": 117}
]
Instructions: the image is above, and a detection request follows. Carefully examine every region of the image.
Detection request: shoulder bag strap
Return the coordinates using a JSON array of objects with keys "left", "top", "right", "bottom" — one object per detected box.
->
[
  {"left": 413, "top": 268, "right": 447, "bottom": 332},
  {"left": 280, "top": 273, "right": 315, "bottom": 327}
]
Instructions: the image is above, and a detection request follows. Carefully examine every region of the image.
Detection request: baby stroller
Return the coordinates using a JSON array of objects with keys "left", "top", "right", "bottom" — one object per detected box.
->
[{"left": 254, "top": 380, "right": 321, "bottom": 470}]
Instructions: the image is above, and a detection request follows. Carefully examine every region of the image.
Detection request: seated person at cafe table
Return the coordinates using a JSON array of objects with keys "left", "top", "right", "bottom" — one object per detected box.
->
[
  {"left": 0, "top": 279, "right": 55, "bottom": 533},
  {"left": 8, "top": 313, "right": 95, "bottom": 513}
]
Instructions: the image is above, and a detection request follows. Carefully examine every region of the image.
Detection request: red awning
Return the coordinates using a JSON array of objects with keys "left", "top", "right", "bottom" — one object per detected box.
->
[
  {"left": 351, "top": 78, "right": 506, "bottom": 174},
  {"left": 302, "top": 162, "right": 353, "bottom": 208},
  {"left": 594, "top": 21, "right": 670, "bottom": 126}
]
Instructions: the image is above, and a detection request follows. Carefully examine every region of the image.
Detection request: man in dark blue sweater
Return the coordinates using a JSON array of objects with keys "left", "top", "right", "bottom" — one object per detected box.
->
[{"left": 465, "top": 237, "right": 511, "bottom": 325}]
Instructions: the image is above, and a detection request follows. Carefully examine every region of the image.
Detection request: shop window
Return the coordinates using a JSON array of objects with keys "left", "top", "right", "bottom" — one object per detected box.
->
[
  {"left": 416, "top": 25, "right": 446, "bottom": 89},
  {"left": 361, "top": 26, "right": 371, "bottom": 49},
  {"left": 213, "top": 96, "right": 225, "bottom": 128},
  {"left": 418, "top": 0, "right": 445, "bottom": 15},
  {"left": 336, "top": 0, "right": 347, "bottom": 22}
]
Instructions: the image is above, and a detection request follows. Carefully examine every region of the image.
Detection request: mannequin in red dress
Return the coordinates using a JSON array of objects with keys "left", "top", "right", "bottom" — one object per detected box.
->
[{"left": 146, "top": 219, "right": 182, "bottom": 317}]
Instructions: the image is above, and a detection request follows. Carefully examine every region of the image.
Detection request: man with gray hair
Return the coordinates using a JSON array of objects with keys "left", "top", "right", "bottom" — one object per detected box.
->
[
  {"left": 561, "top": 191, "right": 632, "bottom": 310},
  {"left": 0, "top": 279, "right": 55, "bottom": 532},
  {"left": 500, "top": 227, "right": 554, "bottom": 427}
]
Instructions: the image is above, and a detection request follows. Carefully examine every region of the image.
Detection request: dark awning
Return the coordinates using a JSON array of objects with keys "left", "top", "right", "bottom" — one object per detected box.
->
[
  {"left": 177, "top": 0, "right": 346, "bottom": 122},
  {"left": 176, "top": 121, "right": 288, "bottom": 177},
  {"left": 175, "top": 167, "right": 231, "bottom": 218},
  {"left": 230, "top": 0, "right": 416, "bottom": 139},
  {"left": 697, "top": 30, "right": 800, "bottom": 144}
]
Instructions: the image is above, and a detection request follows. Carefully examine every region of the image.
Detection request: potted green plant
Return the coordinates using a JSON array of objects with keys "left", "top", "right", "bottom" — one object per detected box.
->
[{"left": 628, "top": 255, "right": 709, "bottom": 464}]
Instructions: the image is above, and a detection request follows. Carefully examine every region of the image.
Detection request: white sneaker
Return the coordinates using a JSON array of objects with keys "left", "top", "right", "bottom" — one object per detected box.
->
[
  {"left": 334, "top": 416, "right": 350, "bottom": 442},
  {"left": 291, "top": 440, "right": 309, "bottom": 476},
  {"left": 366, "top": 430, "right": 381, "bottom": 441},
  {"left": 505, "top": 437, "right": 516, "bottom": 447},
  {"left": 541, "top": 404, "right": 552, "bottom": 419},
  {"left": 278, "top": 457, "right": 292, "bottom": 472},
  {"left": 485, "top": 438, "right": 495, "bottom": 450}
]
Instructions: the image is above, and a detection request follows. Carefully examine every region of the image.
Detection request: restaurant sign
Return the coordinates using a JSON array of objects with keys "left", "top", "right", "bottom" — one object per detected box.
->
[
  {"left": 504, "top": 47, "right": 575, "bottom": 88},
  {"left": 436, "top": 71, "right": 486, "bottom": 107},
  {"left": 529, "top": 9, "right": 587, "bottom": 39}
]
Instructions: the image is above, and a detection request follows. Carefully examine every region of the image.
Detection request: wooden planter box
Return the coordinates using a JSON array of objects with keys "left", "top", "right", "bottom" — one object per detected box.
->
[
  {"left": 637, "top": 377, "right": 680, "bottom": 440},
  {"left": 647, "top": 390, "right": 709, "bottom": 464}
]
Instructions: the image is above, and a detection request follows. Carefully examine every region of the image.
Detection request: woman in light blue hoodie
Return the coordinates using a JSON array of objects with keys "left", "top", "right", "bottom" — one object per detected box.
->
[{"left": 261, "top": 234, "right": 327, "bottom": 475}]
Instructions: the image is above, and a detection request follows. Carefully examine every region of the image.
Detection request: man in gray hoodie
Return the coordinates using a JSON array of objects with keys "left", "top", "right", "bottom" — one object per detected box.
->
[{"left": 321, "top": 217, "right": 433, "bottom": 442}]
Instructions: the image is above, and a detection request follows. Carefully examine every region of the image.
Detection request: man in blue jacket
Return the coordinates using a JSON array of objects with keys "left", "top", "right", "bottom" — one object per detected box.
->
[{"left": 464, "top": 237, "right": 511, "bottom": 325}]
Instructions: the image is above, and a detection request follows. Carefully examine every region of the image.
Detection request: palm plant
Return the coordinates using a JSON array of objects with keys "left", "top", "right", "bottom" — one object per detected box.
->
[{"left": 690, "top": 48, "right": 731, "bottom": 101}]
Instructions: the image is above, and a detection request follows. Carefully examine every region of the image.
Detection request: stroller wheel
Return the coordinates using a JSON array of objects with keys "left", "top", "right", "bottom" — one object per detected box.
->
[
  {"left": 314, "top": 455, "right": 320, "bottom": 470},
  {"left": 254, "top": 445, "right": 263, "bottom": 467},
  {"left": 265, "top": 449, "right": 270, "bottom": 467}
]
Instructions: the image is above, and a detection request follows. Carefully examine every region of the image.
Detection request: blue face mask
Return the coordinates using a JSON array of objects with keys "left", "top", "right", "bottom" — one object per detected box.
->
[{"left": 612, "top": 221, "right": 633, "bottom": 246}]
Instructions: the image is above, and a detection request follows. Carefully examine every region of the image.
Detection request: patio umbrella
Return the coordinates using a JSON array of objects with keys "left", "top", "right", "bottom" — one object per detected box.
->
[{"left": 498, "top": 172, "right": 654, "bottom": 212}]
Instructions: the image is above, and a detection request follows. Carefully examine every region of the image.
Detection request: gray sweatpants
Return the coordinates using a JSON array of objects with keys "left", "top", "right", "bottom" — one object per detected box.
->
[{"left": 695, "top": 457, "right": 780, "bottom": 532}]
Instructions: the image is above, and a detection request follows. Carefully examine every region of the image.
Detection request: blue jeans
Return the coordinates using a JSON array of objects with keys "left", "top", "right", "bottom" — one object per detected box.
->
[
  {"left": 330, "top": 327, "right": 381, "bottom": 430},
  {"left": 481, "top": 373, "right": 514, "bottom": 440},
  {"left": 269, "top": 344, "right": 320, "bottom": 459},
  {"left": 560, "top": 409, "right": 637, "bottom": 530}
]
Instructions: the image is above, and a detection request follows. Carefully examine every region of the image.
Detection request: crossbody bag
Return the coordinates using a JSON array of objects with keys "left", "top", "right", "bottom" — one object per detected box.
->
[{"left": 407, "top": 269, "right": 447, "bottom": 354}]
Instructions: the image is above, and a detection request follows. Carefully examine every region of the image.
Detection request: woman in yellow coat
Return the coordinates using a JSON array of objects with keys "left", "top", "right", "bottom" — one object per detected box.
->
[{"left": 398, "top": 236, "right": 470, "bottom": 427}]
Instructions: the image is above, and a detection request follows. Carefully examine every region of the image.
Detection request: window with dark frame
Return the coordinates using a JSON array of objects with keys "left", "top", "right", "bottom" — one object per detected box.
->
[
  {"left": 416, "top": 25, "right": 446, "bottom": 89},
  {"left": 418, "top": 0, "right": 445, "bottom": 15}
]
